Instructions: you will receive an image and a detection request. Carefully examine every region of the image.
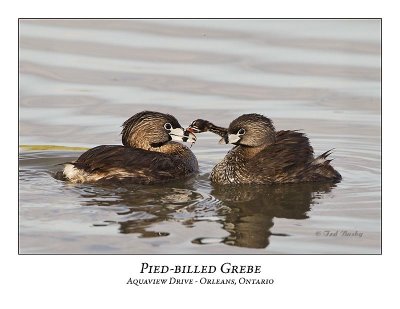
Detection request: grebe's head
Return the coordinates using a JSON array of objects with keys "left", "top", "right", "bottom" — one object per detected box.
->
[
  {"left": 223, "top": 114, "right": 276, "bottom": 147},
  {"left": 121, "top": 111, "right": 196, "bottom": 149}
]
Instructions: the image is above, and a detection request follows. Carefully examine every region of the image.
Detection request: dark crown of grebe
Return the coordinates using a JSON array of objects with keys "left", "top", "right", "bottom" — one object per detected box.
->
[
  {"left": 224, "top": 113, "right": 276, "bottom": 146},
  {"left": 121, "top": 111, "right": 196, "bottom": 149}
]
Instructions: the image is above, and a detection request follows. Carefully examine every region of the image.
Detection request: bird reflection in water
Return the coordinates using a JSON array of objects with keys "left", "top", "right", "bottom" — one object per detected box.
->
[
  {"left": 77, "top": 178, "right": 218, "bottom": 237},
  {"left": 76, "top": 179, "right": 336, "bottom": 249},
  {"left": 202, "top": 182, "right": 336, "bottom": 249}
]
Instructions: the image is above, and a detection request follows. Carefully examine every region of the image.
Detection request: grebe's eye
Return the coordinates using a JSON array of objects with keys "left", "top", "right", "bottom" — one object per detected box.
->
[
  {"left": 164, "top": 123, "right": 172, "bottom": 130},
  {"left": 238, "top": 128, "right": 245, "bottom": 135}
]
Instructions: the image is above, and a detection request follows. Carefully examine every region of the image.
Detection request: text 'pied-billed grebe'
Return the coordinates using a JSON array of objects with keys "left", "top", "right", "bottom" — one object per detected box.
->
[
  {"left": 62, "top": 111, "right": 198, "bottom": 184},
  {"left": 188, "top": 113, "right": 342, "bottom": 185}
]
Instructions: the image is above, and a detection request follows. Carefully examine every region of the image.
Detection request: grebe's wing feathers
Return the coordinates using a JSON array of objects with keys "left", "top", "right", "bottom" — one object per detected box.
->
[
  {"left": 249, "top": 132, "right": 341, "bottom": 183},
  {"left": 268, "top": 130, "right": 314, "bottom": 164},
  {"left": 72, "top": 145, "right": 192, "bottom": 183},
  {"left": 249, "top": 130, "right": 315, "bottom": 177}
]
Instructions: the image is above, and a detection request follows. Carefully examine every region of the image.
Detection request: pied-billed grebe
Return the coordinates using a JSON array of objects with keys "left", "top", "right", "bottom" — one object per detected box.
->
[
  {"left": 188, "top": 114, "right": 342, "bottom": 184},
  {"left": 62, "top": 111, "right": 198, "bottom": 184}
]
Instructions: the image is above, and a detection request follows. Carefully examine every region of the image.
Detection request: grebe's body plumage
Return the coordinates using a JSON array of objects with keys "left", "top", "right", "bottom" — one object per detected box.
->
[
  {"left": 188, "top": 114, "right": 341, "bottom": 185},
  {"left": 62, "top": 111, "right": 198, "bottom": 184}
]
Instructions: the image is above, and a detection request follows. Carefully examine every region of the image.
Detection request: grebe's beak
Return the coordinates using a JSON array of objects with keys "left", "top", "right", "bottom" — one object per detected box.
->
[
  {"left": 218, "top": 133, "right": 240, "bottom": 145},
  {"left": 169, "top": 127, "right": 197, "bottom": 143},
  {"left": 218, "top": 135, "right": 229, "bottom": 144},
  {"left": 183, "top": 129, "right": 197, "bottom": 143},
  {"left": 227, "top": 134, "right": 241, "bottom": 144}
]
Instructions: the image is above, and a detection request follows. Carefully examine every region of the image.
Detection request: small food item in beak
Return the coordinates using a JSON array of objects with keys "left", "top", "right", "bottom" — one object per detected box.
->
[{"left": 183, "top": 129, "right": 197, "bottom": 145}]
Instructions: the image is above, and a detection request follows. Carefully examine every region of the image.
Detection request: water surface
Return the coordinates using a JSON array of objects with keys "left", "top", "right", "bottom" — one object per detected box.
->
[{"left": 19, "top": 19, "right": 381, "bottom": 254}]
